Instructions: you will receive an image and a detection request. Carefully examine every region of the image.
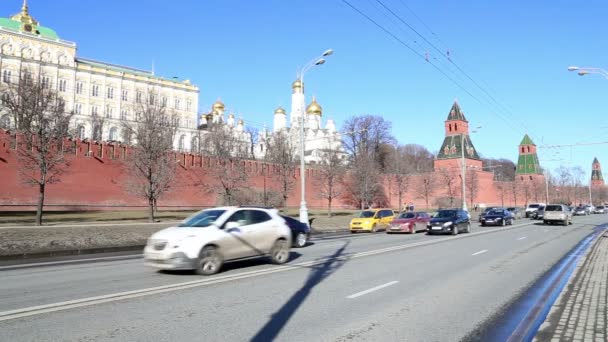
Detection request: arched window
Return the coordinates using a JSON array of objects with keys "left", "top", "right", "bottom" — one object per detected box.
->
[
  {"left": 454, "top": 123, "right": 458, "bottom": 131},
  {"left": 191, "top": 137, "right": 199, "bottom": 153},
  {"left": 521, "top": 147, "right": 525, "bottom": 153},
  {"left": 448, "top": 124, "right": 452, "bottom": 132},
  {"left": 0, "top": 114, "right": 11, "bottom": 129},
  {"left": 178, "top": 135, "right": 185, "bottom": 151},
  {"left": 93, "top": 125, "right": 102, "bottom": 141},
  {"left": 527, "top": 146, "right": 530, "bottom": 153},
  {"left": 109, "top": 127, "right": 118, "bottom": 141},
  {"left": 77, "top": 125, "right": 85, "bottom": 140}
]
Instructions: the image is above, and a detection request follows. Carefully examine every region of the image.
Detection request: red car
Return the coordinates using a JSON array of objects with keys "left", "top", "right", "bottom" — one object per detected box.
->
[{"left": 387, "top": 211, "right": 432, "bottom": 234}]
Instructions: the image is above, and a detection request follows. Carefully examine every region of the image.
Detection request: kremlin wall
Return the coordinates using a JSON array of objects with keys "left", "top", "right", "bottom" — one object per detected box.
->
[{"left": 0, "top": 102, "right": 557, "bottom": 212}]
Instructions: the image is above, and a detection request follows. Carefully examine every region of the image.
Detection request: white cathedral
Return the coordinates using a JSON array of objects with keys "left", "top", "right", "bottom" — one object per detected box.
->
[{"left": 254, "top": 78, "right": 344, "bottom": 164}]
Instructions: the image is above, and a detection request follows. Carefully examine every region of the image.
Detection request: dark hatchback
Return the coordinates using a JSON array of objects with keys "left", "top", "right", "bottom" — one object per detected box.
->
[
  {"left": 427, "top": 209, "right": 471, "bottom": 235},
  {"left": 281, "top": 215, "right": 310, "bottom": 248},
  {"left": 480, "top": 208, "right": 513, "bottom": 226}
]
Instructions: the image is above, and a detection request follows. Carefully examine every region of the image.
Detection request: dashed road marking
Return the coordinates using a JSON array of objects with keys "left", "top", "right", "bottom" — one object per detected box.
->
[
  {"left": 472, "top": 249, "right": 488, "bottom": 256},
  {"left": 517, "top": 236, "right": 527, "bottom": 241},
  {"left": 347, "top": 281, "right": 399, "bottom": 299}
]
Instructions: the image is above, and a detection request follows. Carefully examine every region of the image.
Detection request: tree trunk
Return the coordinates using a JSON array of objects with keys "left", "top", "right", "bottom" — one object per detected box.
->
[
  {"left": 327, "top": 197, "right": 332, "bottom": 217},
  {"left": 36, "top": 183, "right": 45, "bottom": 226},
  {"left": 148, "top": 198, "right": 155, "bottom": 222}
]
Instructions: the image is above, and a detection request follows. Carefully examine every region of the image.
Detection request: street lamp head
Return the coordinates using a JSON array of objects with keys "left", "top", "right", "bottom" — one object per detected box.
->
[
  {"left": 314, "top": 58, "right": 326, "bottom": 66},
  {"left": 578, "top": 71, "right": 589, "bottom": 76},
  {"left": 567, "top": 66, "right": 579, "bottom": 72},
  {"left": 322, "top": 49, "right": 334, "bottom": 57}
]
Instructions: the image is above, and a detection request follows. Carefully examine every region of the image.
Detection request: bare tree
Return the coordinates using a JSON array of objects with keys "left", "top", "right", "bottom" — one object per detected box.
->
[
  {"left": 495, "top": 181, "right": 508, "bottom": 207},
  {"left": 437, "top": 167, "right": 459, "bottom": 207},
  {"left": 386, "top": 145, "right": 414, "bottom": 211},
  {"left": 264, "top": 131, "right": 296, "bottom": 208},
  {"left": 401, "top": 144, "right": 435, "bottom": 172},
  {"left": 343, "top": 152, "right": 382, "bottom": 210},
  {"left": 122, "top": 90, "right": 178, "bottom": 222},
  {"left": 2, "top": 74, "right": 74, "bottom": 225},
  {"left": 415, "top": 172, "right": 436, "bottom": 210},
  {"left": 91, "top": 112, "right": 105, "bottom": 141},
  {"left": 341, "top": 115, "right": 395, "bottom": 170},
  {"left": 510, "top": 180, "right": 519, "bottom": 206},
  {"left": 202, "top": 124, "right": 249, "bottom": 205},
  {"left": 315, "top": 146, "right": 346, "bottom": 216},
  {"left": 466, "top": 168, "right": 480, "bottom": 209},
  {"left": 245, "top": 126, "right": 259, "bottom": 159},
  {"left": 555, "top": 166, "right": 573, "bottom": 204}
]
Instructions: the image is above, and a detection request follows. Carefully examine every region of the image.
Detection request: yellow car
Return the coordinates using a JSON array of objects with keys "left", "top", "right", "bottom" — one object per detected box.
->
[{"left": 350, "top": 209, "right": 395, "bottom": 233}]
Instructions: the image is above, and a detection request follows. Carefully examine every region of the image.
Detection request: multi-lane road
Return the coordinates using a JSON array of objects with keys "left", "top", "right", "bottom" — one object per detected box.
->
[{"left": 0, "top": 215, "right": 606, "bottom": 341}]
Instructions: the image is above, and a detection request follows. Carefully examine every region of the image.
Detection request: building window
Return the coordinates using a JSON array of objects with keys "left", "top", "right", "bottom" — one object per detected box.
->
[
  {"left": 109, "top": 127, "right": 118, "bottom": 141},
  {"left": 186, "top": 99, "right": 192, "bottom": 111},
  {"left": 77, "top": 125, "right": 85, "bottom": 140},
  {"left": 59, "top": 79, "right": 67, "bottom": 92},
  {"left": 92, "top": 125, "right": 102, "bottom": 141},
  {"left": 121, "top": 89, "right": 128, "bottom": 101},
  {"left": 191, "top": 137, "right": 199, "bottom": 153},
  {"left": 175, "top": 99, "right": 181, "bottom": 110},
  {"left": 107, "top": 87, "right": 114, "bottom": 99},
  {"left": 1, "top": 92, "right": 9, "bottom": 105},
  {"left": 105, "top": 105, "right": 113, "bottom": 118},
  {"left": 521, "top": 147, "right": 525, "bottom": 153},
  {"left": 454, "top": 123, "right": 458, "bottom": 131},
  {"left": 178, "top": 135, "right": 185, "bottom": 151},
  {"left": 149, "top": 94, "right": 155, "bottom": 105},
  {"left": 91, "top": 106, "right": 98, "bottom": 116},
  {"left": 74, "top": 103, "right": 82, "bottom": 114},
  {"left": 92, "top": 85, "right": 99, "bottom": 97},
  {"left": 527, "top": 146, "right": 530, "bottom": 153},
  {"left": 76, "top": 82, "right": 83, "bottom": 94},
  {"left": 161, "top": 96, "right": 167, "bottom": 107},
  {"left": 21, "top": 71, "right": 32, "bottom": 84},
  {"left": 136, "top": 91, "right": 143, "bottom": 104},
  {"left": 41, "top": 76, "right": 51, "bottom": 89},
  {"left": 120, "top": 109, "right": 127, "bottom": 121},
  {"left": 2, "top": 70, "right": 11, "bottom": 83}
]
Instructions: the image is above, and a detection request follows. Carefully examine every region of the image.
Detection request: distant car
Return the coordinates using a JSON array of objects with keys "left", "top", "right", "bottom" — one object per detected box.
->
[
  {"left": 427, "top": 209, "right": 471, "bottom": 235},
  {"left": 573, "top": 206, "right": 589, "bottom": 216},
  {"left": 281, "top": 215, "right": 310, "bottom": 248},
  {"left": 525, "top": 203, "right": 545, "bottom": 218},
  {"left": 479, "top": 207, "right": 499, "bottom": 221},
  {"left": 144, "top": 207, "right": 292, "bottom": 275},
  {"left": 531, "top": 206, "right": 546, "bottom": 220},
  {"left": 388, "top": 211, "right": 432, "bottom": 234},
  {"left": 480, "top": 208, "right": 513, "bottom": 226},
  {"left": 543, "top": 204, "right": 573, "bottom": 225},
  {"left": 350, "top": 209, "right": 395, "bottom": 233},
  {"left": 506, "top": 207, "right": 523, "bottom": 219},
  {"left": 594, "top": 205, "right": 606, "bottom": 214},
  {"left": 584, "top": 205, "right": 595, "bottom": 214}
]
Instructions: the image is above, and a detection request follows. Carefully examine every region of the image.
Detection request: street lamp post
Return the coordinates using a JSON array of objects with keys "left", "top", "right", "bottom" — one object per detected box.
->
[
  {"left": 567, "top": 66, "right": 608, "bottom": 79},
  {"left": 298, "top": 49, "right": 333, "bottom": 225},
  {"left": 460, "top": 127, "right": 481, "bottom": 211}
]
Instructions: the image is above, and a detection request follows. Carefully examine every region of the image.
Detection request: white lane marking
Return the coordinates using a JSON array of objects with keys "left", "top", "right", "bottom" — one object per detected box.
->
[
  {"left": 0, "top": 220, "right": 536, "bottom": 321},
  {"left": 347, "top": 281, "right": 399, "bottom": 299},
  {"left": 517, "top": 236, "right": 527, "bottom": 240},
  {"left": 472, "top": 249, "right": 488, "bottom": 256}
]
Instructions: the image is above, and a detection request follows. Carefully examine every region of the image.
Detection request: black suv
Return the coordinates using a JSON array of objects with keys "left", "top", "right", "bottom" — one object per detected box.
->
[{"left": 427, "top": 209, "right": 471, "bottom": 235}]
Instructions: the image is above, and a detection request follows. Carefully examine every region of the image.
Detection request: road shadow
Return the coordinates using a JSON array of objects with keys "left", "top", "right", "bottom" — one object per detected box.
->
[{"left": 249, "top": 241, "right": 350, "bottom": 342}]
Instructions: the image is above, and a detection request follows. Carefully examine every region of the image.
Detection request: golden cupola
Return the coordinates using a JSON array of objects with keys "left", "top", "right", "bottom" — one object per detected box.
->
[
  {"left": 11, "top": 0, "right": 38, "bottom": 27},
  {"left": 291, "top": 78, "right": 303, "bottom": 93},
  {"left": 306, "top": 96, "right": 322, "bottom": 115},
  {"left": 212, "top": 98, "right": 225, "bottom": 112},
  {"left": 274, "top": 106, "right": 286, "bottom": 115}
]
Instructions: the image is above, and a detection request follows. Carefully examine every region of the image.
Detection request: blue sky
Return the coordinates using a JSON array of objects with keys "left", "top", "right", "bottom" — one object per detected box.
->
[{"left": 3, "top": 0, "right": 608, "bottom": 179}]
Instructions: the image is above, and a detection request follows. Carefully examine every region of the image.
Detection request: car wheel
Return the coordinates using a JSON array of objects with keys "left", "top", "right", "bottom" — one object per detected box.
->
[
  {"left": 481, "top": 223, "right": 486, "bottom": 227},
  {"left": 451, "top": 225, "right": 459, "bottom": 235},
  {"left": 501, "top": 219, "right": 506, "bottom": 227},
  {"left": 562, "top": 219, "right": 568, "bottom": 226},
  {"left": 410, "top": 225, "right": 416, "bottom": 234},
  {"left": 466, "top": 223, "right": 472, "bottom": 233},
  {"left": 372, "top": 224, "right": 377, "bottom": 233},
  {"left": 270, "top": 239, "right": 290, "bottom": 264},
  {"left": 543, "top": 220, "right": 547, "bottom": 225},
  {"left": 195, "top": 246, "right": 223, "bottom": 276},
  {"left": 294, "top": 232, "right": 307, "bottom": 248}
]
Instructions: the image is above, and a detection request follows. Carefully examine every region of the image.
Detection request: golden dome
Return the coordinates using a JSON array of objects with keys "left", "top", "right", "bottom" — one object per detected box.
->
[
  {"left": 306, "top": 96, "right": 322, "bottom": 115},
  {"left": 212, "top": 98, "right": 225, "bottom": 111},
  {"left": 238, "top": 119, "right": 244, "bottom": 125},
  {"left": 228, "top": 113, "right": 235, "bottom": 118},
  {"left": 274, "top": 106, "right": 286, "bottom": 115},
  {"left": 291, "top": 79, "right": 303, "bottom": 90}
]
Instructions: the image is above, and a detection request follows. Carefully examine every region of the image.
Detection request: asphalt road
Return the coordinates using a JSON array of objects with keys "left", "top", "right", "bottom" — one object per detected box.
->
[{"left": 0, "top": 215, "right": 605, "bottom": 342}]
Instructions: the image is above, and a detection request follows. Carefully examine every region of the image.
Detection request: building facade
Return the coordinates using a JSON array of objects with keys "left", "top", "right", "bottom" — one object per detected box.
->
[
  {"left": 255, "top": 78, "right": 343, "bottom": 164},
  {"left": 0, "top": 1, "right": 200, "bottom": 151}
]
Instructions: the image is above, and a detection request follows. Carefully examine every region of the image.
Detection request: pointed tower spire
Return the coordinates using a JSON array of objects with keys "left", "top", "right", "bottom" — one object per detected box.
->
[
  {"left": 516, "top": 134, "right": 542, "bottom": 175},
  {"left": 436, "top": 101, "right": 479, "bottom": 160},
  {"left": 591, "top": 157, "right": 604, "bottom": 186}
]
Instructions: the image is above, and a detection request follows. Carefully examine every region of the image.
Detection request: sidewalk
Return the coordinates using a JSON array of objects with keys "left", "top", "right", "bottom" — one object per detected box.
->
[{"left": 535, "top": 231, "right": 608, "bottom": 342}]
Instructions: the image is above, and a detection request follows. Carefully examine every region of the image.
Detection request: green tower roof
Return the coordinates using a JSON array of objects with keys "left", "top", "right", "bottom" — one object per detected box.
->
[
  {"left": 520, "top": 134, "right": 535, "bottom": 146},
  {"left": 436, "top": 134, "right": 480, "bottom": 160},
  {"left": 447, "top": 101, "right": 467, "bottom": 121},
  {"left": 593, "top": 157, "right": 599, "bottom": 164},
  {"left": 516, "top": 153, "right": 542, "bottom": 175}
]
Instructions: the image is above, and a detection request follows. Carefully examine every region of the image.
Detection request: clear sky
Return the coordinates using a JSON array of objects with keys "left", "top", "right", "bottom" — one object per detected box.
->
[{"left": 2, "top": 0, "right": 608, "bottom": 179}]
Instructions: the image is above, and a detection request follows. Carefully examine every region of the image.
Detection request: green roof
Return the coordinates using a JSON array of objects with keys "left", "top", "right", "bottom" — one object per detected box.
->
[
  {"left": 592, "top": 169, "right": 604, "bottom": 182},
  {"left": 593, "top": 157, "right": 599, "bottom": 164},
  {"left": 447, "top": 101, "right": 467, "bottom": 121},
  {"left": 436, "top": 134, "right": 480, "bottom": 160},
  {"left": 516, "top": 153, "right": 542, "bottom": 175},
  {"left": 0, "top": 17, "right": 59, "bottom": 40},
  {"left": 519, "top": 134, "right": 535, "bottom": 146}
]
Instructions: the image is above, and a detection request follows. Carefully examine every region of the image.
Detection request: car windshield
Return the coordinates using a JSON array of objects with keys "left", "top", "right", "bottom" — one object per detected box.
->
[
  {"left": 436, "top": 210, "right": 457, "bottom": 218},
  {"left": 507, "top": 207, "right": 516, "bottom": 211},
  {"left": 358, "top": 211, "right": 376, "bottom": 218},
  {"left": 484, "top": 208, "right": 495, "bottom": 213},
  {"left": 545, "top": 205, "right": 562, "bottom": 211},
  {"left": 399, "top": 213, "right": 416, "bottom": 219},
  {"left": 598, "top": 206, "right": 605, "bottom": 209},
  {"left": 488, "top": 209, "right": 503, "bottom": 215},
  {"left": 576, "top": 206, "right": 585, "bottom": 210},
  {"left": 528, "top": 204, "right": 540, "bottom": 209},
  {"left": 179, "top": 209, "right": 226, "bottom": 227}
]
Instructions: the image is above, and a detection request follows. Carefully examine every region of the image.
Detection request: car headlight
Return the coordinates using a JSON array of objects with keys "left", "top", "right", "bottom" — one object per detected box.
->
[
  {"left": 426, "top": 223, "right": 431, "bottom": 227},
  {"left": 443, "top": 221, "right": 453, "bottom": 227}
]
